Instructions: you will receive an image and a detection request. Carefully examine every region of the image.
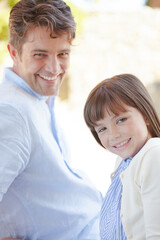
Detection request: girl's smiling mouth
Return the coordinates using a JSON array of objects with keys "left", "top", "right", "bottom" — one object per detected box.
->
[{"left": 112, "top": 138, "right": 131, "bottom": 150}]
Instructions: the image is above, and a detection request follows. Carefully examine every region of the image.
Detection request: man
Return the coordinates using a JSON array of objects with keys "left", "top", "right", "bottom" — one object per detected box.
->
[{"left": 0, "top": 0, "right": 102, "bottom": 239}]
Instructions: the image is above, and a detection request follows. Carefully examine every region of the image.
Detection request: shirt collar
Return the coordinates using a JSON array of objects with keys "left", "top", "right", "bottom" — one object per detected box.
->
[
  {"left": 124, "top": 157, "right": 132, "bottom": 162},
  {"left": 3, "top": 67, "right": 52, "bottom": 101}
]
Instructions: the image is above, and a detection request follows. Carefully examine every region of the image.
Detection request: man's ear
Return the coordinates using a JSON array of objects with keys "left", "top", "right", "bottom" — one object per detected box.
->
[{"left": 7, "top": 43, "right": 19, "bottom": 63}]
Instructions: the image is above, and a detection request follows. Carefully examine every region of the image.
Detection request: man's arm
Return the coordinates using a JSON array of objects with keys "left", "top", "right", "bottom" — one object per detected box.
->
[
  {"left": 0, "top": 105, "right": 30, "bottom": 201},
  {"left": 0, "top": 105, "right": 30, "bottom": 239}
]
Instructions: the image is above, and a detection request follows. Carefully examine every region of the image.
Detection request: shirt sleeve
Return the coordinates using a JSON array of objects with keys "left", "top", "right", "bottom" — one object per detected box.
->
[
  {"left": 0, "top": 104, "right": 31, "bottom": 201},
  {"left": 141, "top": 146, "right": 160, "bottom": 239}
]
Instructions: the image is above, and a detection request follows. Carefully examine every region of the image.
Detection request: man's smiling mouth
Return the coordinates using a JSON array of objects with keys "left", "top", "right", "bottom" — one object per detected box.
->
[{"left": 38, "top": 74, "right": 57, "bottom": 81}]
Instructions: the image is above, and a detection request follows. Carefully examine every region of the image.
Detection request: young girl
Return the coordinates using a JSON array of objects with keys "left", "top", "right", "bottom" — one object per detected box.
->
[{"left": 84, "top": 73, "right": 160, "bottom": 240}]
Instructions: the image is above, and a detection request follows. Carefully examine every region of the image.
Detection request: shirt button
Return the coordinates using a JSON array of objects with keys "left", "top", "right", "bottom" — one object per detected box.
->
[
  {"left": 120, "top": 213, "right": 123, "bottom": 218},
  {"left": 127, "top": 234, "right": 133, "bottom": 239}
]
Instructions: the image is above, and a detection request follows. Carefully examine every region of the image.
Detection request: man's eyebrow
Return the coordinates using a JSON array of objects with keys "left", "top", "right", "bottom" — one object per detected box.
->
[
  {"left": 31, "top": 48, "right": 71, "bottom": 53},
  {"left": 58, "top": 48, "right": 71, "bottom": 52},
  {"left": 31, "top": 49, "right": 48, "bottom": 53}
]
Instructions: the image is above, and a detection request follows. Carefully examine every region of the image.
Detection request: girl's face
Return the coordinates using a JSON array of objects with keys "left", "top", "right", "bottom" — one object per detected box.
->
[{"left": 94, "top": 104, "right": 152, "bottom": 158}]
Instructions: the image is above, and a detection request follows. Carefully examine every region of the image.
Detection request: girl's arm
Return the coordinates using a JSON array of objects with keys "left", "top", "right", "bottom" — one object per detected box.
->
[{"left": 141, "top": 146, "right": 160, "bottom": 239}]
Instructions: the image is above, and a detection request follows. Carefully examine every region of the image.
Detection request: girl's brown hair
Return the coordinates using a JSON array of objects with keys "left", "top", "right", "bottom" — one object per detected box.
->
[
  {"left": 9, "top": 0, "right": 76, "bottom": 54},
  {"left": 84, "top": 74, "right": 160, "bottom": 148}
]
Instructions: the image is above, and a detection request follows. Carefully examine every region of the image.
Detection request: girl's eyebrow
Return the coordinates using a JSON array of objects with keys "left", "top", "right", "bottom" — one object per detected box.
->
[
  {"left": 95, "top": 122, "right": 103, "bottom": 127},
  {"left": 95, "top": 115, "right": 118, "bottom": 127}
]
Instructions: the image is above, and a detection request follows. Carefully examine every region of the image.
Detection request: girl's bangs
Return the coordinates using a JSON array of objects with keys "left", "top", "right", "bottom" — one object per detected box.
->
[{"left": 90, "top": 93, "right": 127, "bottom": 127}]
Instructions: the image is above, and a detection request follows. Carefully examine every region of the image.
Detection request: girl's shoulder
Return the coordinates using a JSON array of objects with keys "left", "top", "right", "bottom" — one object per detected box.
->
[
  {"left": 135, "top": 138, "right": 160, "bottom": 174},
  {"left": 141, "top": 137, "right": 160, "bottom": 157},
  {"left": 137, "top": 138, "right": 160, "bottom": 188},
  {"left": 114, "top": 138, "right": 160, "bottom": 172}
]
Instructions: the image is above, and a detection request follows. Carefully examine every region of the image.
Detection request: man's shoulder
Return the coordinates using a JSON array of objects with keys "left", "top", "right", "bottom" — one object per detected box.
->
[
  {"left": 0, "top": 82, "right": 36, "bottom": 106},
  {"left": 0, "top": 83, "right": 40, "bottom": 120}
]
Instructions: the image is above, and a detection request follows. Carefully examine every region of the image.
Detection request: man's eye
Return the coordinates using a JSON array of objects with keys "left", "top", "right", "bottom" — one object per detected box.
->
[
  {"left": 34, "top": 53, "right": 46, "bottom": 57},
  {"left": 59, "top": 52, "right": 69, "bottom": 57}
]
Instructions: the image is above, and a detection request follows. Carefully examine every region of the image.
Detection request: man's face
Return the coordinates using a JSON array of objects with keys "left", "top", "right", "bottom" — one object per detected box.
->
[{"left": 10, "top": 26, "right": 71, "bottom": 96}]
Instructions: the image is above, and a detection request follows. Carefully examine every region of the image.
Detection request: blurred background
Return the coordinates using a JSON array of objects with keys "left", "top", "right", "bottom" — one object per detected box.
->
[{"left": 0, "top": 0, "right": 160, "bottom": 195}]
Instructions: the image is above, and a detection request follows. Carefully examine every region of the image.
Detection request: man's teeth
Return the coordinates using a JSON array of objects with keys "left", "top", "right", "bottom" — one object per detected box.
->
[
  {"left": 39, "top": 74, "right": 56, "bottom": 81},
  {"left": 115, "top": 139, "right": 129, "bottom": 148}
]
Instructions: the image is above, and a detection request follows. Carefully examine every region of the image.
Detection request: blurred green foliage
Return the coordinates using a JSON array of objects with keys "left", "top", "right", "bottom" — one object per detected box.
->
[
  {"left": 0, "top": 9, "right": 9, "bottom": 40},
  {"left": 0, "top": 1, "right": 10, "bottom": 63},
  {"left": 0, "top": 0, "right": 19, "bottom": 40},
  {"left": 0, "top": 0, "right": 19, "bottom": 62},
  {"left": 7, "top": 0, "right": 19, "bottom": 7},
  {"left": 66, "top": 1, "right": 88, "bottom": 36}
]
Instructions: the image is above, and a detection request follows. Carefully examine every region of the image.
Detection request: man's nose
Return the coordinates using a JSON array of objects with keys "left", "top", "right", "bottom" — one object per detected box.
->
[{"left": 45, "top": 56, "right": 61, "bottom": 74}]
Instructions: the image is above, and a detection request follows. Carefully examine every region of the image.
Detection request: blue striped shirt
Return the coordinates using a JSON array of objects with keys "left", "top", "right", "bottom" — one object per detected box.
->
[{"left": 100, "top": 158, "right": 132, "bottom": 240}]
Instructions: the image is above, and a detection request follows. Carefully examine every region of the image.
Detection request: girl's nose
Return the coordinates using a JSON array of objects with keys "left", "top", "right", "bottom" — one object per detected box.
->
[{"left": 109, "top": 126, "right": 121, "bottom": 139}]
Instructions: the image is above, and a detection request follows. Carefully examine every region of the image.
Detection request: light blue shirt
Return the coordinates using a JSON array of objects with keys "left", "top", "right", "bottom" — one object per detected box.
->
[
  {"left": 100, "top": 158, "right": 131, "bottom": 240},
  {"left": 0, "top": 68, "right": 102, "bottom": 240}
]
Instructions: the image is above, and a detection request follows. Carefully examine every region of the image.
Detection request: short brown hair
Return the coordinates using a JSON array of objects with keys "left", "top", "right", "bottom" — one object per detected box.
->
[
  {"left": 9, "top": 0, "right": 76, "bottom": 53},
  {"left": 84, "top": 74, "right": 160, "bottom": 148}
]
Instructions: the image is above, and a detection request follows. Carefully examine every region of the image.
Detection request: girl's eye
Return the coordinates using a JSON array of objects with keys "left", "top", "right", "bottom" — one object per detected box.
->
[
  {"left": 117, "top": 118, "right": 127, "bottom": 124},
  {"left": 98, "top": 127, "right": 107, "bottom": 133}
]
